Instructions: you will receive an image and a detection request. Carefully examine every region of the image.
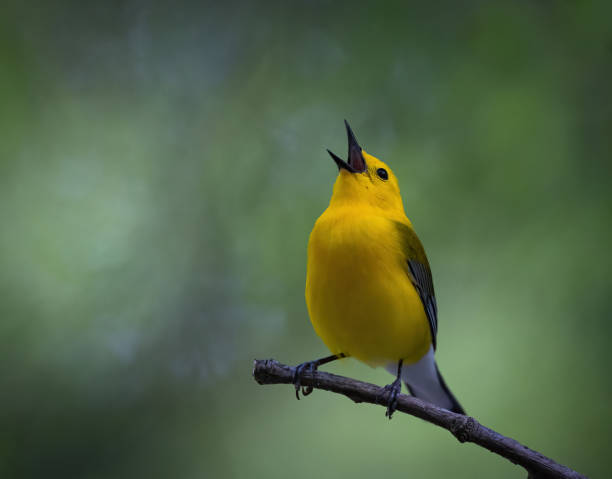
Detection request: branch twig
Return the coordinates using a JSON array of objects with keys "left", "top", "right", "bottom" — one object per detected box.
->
[{"left": 253, "top": 359, "right": 586, "bottom": 479}]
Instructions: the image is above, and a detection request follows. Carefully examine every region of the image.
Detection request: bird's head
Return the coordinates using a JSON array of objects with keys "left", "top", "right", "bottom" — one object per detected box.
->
[{"left": 327, "top": 121, "right": 405, "bottom": 215}]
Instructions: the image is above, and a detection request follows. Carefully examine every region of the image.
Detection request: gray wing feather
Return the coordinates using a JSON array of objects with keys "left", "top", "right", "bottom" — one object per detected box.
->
[
  {"left": 394, "top": 222, "right": 439, "bottom": 349},
  {"left": 407, "top": 260, "right": 438, "bottom": 348}
]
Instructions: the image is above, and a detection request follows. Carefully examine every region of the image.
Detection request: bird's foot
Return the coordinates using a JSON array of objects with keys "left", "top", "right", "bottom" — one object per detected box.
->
[
  {"left": 293, "top": 361, "right": 318, "bottom": 399},
  {"left": 382, "top": 377, "right": 402, "bottom": 419}
]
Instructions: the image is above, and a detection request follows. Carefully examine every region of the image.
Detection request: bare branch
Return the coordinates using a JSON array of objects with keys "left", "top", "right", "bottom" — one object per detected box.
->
[{"left": 253, "top": 359, "right": 586, "bottom": 479}]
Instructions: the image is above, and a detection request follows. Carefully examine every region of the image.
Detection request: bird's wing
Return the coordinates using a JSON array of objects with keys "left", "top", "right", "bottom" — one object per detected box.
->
[{"left": 394, "top": 221, "right": 438, "bottom": 349}]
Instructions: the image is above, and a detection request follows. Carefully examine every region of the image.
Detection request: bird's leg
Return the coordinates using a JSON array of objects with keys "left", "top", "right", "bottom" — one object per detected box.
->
[
  {"left": 382, "top": 359, "right": 404, "bottom": 419},
  {"left": 293, "top": 353, "right": 346, "bottom": 399}
]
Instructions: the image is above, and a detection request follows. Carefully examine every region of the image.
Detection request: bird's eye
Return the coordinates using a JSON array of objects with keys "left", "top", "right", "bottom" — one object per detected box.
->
[{"left": 376, "top": 168, "right": 388, "bottom": 180}]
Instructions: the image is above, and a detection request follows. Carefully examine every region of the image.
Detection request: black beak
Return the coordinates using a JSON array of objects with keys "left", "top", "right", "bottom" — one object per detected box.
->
[{"left": 327, "top": 120, "right": 367, "bottom": 173}]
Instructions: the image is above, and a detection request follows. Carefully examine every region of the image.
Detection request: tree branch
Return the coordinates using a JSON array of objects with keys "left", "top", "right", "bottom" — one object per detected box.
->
[{"left": 253, "top": 359, "right": 586, "bottom": 479}]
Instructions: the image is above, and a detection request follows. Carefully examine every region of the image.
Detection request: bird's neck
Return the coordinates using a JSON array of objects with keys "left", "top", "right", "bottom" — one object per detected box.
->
[{"left": 326, "top": 197, "right": 409, "bottom": 225}]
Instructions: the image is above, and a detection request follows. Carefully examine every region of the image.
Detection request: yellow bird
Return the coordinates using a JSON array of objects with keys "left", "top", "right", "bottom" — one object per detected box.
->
[{"left": 294, "top": 121, "right": 464, "bottom": 417}]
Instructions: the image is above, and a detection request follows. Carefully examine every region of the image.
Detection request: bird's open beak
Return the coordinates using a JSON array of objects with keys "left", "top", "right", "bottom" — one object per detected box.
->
[{"left": 327, "top": 120, "right": 367, "bottom": 173}]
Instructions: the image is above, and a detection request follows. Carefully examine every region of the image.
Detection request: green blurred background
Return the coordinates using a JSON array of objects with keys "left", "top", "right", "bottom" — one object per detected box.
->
[{"left": 1, "top": 1, "right": 611, "bottom": 477}]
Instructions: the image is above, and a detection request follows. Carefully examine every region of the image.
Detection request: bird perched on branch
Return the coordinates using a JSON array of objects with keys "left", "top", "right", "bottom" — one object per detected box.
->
[{"left": 294, "top": 121, "right": 464, "bottom": 418}]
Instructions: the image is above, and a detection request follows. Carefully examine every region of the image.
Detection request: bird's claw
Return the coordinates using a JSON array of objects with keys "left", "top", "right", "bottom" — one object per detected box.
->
[
  {"left": 293, "top": 361, "right": 317, "bottom": 399},
  {"left": 382, "top": 378, "right": 402, "bottom": 419}
]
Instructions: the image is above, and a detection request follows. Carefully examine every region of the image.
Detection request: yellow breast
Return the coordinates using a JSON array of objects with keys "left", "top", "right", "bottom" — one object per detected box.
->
[{"left": 305, "top": 206, "right": 432, "bottom": 367}]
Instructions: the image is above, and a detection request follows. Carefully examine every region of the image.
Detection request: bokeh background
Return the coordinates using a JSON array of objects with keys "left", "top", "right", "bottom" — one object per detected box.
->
[{"left": 1, "top": 1, "right": 611, "bottom": 477}]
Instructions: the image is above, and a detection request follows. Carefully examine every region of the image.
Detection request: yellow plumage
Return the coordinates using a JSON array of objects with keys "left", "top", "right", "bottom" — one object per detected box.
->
[
  {"left": 306, "top": 150, "right": 431, "bottom": 366},
  {"left": 300, "top": 122, "right": 464, "bottom": 415}
]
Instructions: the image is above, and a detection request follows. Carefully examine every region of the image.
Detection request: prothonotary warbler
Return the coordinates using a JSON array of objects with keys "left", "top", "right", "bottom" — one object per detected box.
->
[{"left": 294, "top": 121, "right": 464, "bottom": 418}]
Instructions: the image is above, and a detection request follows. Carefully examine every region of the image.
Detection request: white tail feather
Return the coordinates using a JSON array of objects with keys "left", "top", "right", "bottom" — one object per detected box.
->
[{"left": 385, "top": 346, "right": 462, "bottom": 413}]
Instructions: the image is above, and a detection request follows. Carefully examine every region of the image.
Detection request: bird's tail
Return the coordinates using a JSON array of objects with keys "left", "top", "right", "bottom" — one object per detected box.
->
[{"left": 386, "top": 347, "right": 465, "bottom": 414}]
